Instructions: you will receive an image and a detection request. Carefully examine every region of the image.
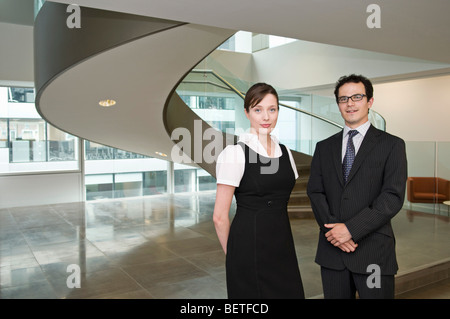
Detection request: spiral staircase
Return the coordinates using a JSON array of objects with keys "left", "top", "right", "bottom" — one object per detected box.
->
[{"left": 34, "top": 2, "right": 381, "bottom": 216}]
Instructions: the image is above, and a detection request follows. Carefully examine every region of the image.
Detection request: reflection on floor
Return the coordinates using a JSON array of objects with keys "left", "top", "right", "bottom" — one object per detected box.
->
[{"left": 0, "top": 191, "right": 449, "bottom": 299}]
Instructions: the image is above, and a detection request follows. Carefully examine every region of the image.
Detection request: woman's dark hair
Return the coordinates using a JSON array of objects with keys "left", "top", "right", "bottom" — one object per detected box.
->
[
  {"left": 244, "top": 83, "right": 279, "bottom": 112},
  {"left": 334, "top": 74, "right": 373, "bottom": 102}
]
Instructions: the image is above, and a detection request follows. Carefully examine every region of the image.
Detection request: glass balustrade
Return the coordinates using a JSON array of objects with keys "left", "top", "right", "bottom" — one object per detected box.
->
[
  {"left": 34, "top": 0, "right": 46, "bottom": 19},
  {"left": 176, "top": 67, "right": 386, "bottom": 156},
  {"left": 177, "top": 72, "right": 450, "bottom": 217},
  {"left": 405, "top": 141, "right": 450, "bottom": 216}
]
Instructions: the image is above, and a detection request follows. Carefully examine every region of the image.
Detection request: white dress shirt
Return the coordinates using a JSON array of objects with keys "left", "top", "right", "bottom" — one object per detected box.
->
[
  {"left": 216, "top": 133, "right": 299, "bottom": 187},
  {"left": 341, "top": 121, "right": 371, "bottom": 162}
]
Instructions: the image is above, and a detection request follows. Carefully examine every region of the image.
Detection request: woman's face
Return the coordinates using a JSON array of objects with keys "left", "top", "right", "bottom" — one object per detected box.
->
[{"left": 245, "top": 93, "right": 279, "bottom": 136}]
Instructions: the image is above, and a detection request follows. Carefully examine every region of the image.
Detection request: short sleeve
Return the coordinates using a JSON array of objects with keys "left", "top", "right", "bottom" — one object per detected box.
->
[
  {"left": 285, "top": 147, "right": 299, "bottom": 180},
  {"left": 216, "top": 145, "right": 245, "bottom": 187}
]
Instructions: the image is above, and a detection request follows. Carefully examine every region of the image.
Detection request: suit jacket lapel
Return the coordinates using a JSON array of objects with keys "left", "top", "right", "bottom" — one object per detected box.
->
[
  {"left": 346, "top": 125, "right": 380, "bottom": 184},
  {"left": 332, "top": 131, "right": 345, "bottom": 185}
]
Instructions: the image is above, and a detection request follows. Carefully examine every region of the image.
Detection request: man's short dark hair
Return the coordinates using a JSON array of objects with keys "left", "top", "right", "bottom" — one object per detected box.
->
[{"left": 334, "top": 74, "right": 373, "bottom": 103}]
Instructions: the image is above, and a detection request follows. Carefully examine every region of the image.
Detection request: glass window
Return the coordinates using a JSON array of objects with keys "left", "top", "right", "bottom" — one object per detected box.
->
[
  {"left": 85, "top": 141, "right": 115, "bottom": 160},
  {"left": 85, "top": 174, "right": 113, "bottom": 200},
  {"left": 85, "top": 170, "right": 169, "bottom": 200},
  {"left": 5, "top": 120, "right": 77, "bottom": 164},
  {"left": 197, "top": 168, "right": 216, "bottom": 191},
  {"left": 114, "top": 172, "right": 143, "bottom": 198},
  {"left": 8, "top": 87, "right": 35, "bottom": 103},
  {"left": 0, "top": 86, "right": 79, "bottom": 173},
  {"left": 9, "top": 119, "right": 45, "bottom": 162},
  {"left": 84, "top": 140, "right": 168, "bottom": 200},
  {"left": 47, "top": 123, "right": 77, "bottom": 161},
  {"left": 84, "top": 140, "right": 148, "bottom": 160},
  {"left": 0, "top": 119, "right": 7, "bottom": 148},
  {"left": 174, "top": 168, "right": 195, "bottom": 193},
  {"left": 143, "top": 170, "right": 167, "bottom": 195}
]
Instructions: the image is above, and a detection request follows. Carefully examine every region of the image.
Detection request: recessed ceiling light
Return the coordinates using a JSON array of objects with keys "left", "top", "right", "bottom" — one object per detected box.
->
[
  {"left": 99, "top": 99, "right": 116, "bottom": 107},
  {"left": 155, "top": 151, "right": 167, "bottom": 157}
]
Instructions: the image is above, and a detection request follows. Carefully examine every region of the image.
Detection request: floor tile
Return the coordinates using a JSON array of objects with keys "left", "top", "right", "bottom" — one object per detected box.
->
[{"left": 0, "top": 192, "right": 449, "bottom": 299}]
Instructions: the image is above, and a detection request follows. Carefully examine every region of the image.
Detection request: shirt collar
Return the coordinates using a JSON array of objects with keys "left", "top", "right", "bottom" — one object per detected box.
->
[
  {"left": 238, "top": 132, "right": 280, "bottom": 157},
  {"left": 238, "top": 132, "right": 279, "bottom": 144},
  {"left": 343, "top": 121, "right": 371, "bottom": 137}
]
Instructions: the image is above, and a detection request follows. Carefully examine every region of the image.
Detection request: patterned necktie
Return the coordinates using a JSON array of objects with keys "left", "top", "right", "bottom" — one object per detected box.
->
[{"left": 343, "top": 130, "right": 358, "bottom": 183}]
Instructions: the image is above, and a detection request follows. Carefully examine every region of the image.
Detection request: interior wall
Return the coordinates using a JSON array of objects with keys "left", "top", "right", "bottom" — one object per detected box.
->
[
  {"left": 0, "top": 172, "right": 83, "bottom": 208},
  {"left": 373, "top": 75, "right": 450, "bottom": 142}
]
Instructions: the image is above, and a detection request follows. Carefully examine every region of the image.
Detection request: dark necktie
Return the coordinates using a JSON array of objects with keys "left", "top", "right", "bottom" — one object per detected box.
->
[{"left": 343, "top": 130, "right": 358, "bottom": 183}]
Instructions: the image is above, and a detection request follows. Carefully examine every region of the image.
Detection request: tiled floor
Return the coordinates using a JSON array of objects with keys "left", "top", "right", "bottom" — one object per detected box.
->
[
  {"left": 0, "top": 191, "right": 449, "bottom": 299},
  {"left": 396, "top": 278, "right": 450, "bottom": 299}
]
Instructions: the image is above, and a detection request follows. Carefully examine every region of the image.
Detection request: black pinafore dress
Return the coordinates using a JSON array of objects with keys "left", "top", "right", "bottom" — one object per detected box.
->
[{"left": 226, "top": 142, "right": 305, "bottom": 299}]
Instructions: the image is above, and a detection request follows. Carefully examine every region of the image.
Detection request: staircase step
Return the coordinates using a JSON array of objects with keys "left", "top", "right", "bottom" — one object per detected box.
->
[
  {"left": 289, "top": 192, "right": 310, "bottom": 206},
  {"left": 292, "top": 182, "right": 307, "bottom": 192},
  {"left": 287, "top": 205, "right": 314, "bottom": 219},
  {"left": 395, "top": 258, "right": 450, "bottom": 296}
]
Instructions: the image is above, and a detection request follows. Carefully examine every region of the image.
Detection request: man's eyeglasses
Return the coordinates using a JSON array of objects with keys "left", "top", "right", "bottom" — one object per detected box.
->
[{"left": 337, "top": 94, "right": 367, "bottom": 103}]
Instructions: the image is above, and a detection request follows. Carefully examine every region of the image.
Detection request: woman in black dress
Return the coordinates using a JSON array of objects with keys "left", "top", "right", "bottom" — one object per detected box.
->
[{"left": 213, "top": 83, "right": 304, "bottom": 299}]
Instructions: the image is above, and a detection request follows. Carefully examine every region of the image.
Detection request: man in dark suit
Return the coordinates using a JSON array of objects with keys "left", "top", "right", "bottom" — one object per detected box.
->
[{"left": 307, "top": 74, "right": 407, "bottom": 299}]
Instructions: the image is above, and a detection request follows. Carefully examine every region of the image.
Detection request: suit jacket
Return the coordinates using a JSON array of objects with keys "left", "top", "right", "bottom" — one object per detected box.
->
[{"left": 307, "top": 125, "right": 407, "bottom": 275}]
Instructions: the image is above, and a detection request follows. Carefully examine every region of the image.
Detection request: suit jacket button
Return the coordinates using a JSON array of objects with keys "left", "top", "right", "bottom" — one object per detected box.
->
[{"left": 267, "top": 201, "right": 272, "bottom": 207}]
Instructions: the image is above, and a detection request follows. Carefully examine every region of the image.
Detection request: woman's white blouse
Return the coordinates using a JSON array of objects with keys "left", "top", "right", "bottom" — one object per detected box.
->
[{"left": 216, "top": 133, "right": 299, "bottom": 187}]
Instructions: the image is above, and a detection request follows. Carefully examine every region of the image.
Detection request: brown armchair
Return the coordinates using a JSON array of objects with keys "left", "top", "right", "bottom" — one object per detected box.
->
[{"left": 407, "top": 177, "right": 450, "bottom": 203}]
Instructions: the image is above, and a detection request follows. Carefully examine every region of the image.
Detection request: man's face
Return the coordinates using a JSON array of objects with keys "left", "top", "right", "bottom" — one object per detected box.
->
[{"left": 337, "top": 82, "right": 373, "bottom": 128}]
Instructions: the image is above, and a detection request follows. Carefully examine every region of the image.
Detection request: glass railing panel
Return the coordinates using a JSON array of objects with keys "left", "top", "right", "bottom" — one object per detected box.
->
[
  {"left": 276, "top": 100, "right": 317, "bottom": 155},
  {"left": 311, "top": 95, "right": 344, "bottom": 127},
  {"left": 405, "top": 141, "right": 436, "bottom": 178},
  {"left": 34, "top": 0, "right": 46, "bottom": 19},
  {"left": 196, "top": 56, "right": 251, "bottom": 97},
  {"left": 176, "top": 54, "right": 386, "bottom": 158},
  {"left": 176, "top": 73, "right": 244, "bottom": 135},
  {"left": 275, "top": 104, "right": 300, "bottom": 151},
  {"left": 278, "top": 92, "right": 311, "bottom": 114},
  {"left": 437, "top": 141, "right": 450, "bottom": 215},
  {"left": 310, "top": 117, "right": 342, "bottom": 155},
  {"left": 369, "top": 110, "right": 386, "bottom": 131},
  {"left": 176, "top": 69, "right": 344, "bottom": 156},
  {"left": 200, "top": 53, "right": 385, "bottom": 131},
  {"left": 404, "top": 141, "right": 450, "bottom": 216}
]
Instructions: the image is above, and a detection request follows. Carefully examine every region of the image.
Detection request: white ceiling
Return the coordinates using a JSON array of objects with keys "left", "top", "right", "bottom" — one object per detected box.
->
[
  {"left": 48, "top": 0, "right": 450, "bottom": 64},
  {"left": 0, "top": 0, "right": 34, "bottom": 26}
]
